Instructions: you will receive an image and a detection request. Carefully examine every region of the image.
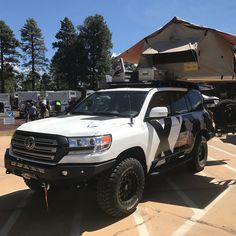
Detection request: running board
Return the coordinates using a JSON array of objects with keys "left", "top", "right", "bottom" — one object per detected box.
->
[{"left": 150, "top": 155, "right": 190, "bottom": 175}]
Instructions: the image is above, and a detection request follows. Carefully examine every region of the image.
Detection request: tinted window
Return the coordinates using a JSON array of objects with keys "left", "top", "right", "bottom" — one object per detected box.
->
[
  {"left": 148, "top": 91, "right": 171, "bottom": 116},
  {"left": 187, "top": 90, "right": 203, "bottom": 111},
  {"left": 170, "top": 91, "right": 188, "bottom": 114}
]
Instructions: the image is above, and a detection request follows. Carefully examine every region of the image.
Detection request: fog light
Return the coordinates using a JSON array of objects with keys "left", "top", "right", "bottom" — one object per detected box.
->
[{"left": 61, "top": 170, "right": 68, "bottom": 176}]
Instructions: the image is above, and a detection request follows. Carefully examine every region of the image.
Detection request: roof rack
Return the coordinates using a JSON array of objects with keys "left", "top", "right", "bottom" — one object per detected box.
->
[{"left": 107, "top": 80, "right": 199, "bottom": 90}]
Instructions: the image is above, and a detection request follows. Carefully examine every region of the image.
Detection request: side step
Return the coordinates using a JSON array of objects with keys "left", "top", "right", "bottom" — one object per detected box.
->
[{"left": 150, "top": 155, "right": 190, "bottom": 175}]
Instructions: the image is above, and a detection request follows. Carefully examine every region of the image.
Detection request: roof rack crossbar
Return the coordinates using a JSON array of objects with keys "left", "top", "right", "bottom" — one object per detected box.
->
[{"left": 107, "top": 80, "right": 199, "bottom": 90}]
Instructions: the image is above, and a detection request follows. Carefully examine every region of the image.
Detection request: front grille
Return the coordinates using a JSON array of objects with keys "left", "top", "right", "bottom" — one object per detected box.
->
[{"left": 11, "top": 131, "right": 67, "bottom": 162}]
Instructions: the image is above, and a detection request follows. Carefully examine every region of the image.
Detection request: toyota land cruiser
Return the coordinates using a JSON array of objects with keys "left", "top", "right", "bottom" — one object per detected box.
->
[{"left": 5, "top": 81, "right": 215, "bottom": 217}]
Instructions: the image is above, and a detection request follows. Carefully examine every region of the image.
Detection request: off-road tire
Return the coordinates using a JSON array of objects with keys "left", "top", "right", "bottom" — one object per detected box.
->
[
  {"left": 187, "top": 135, "right": 208, "bottom": 173},
  {"left": 213, "top": 99, "right": 236, "bottom": 132},
  {"left": 97, "top": 158, "right": 145, "bottom": 218}
]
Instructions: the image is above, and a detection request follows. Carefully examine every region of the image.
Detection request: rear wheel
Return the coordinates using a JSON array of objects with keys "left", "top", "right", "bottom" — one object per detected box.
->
[
  {"left": 187, "top": 135, "right": 208, "bottom": 173},
  {"left": 97, "top": 158, "right": 145, "bottom": 217}
]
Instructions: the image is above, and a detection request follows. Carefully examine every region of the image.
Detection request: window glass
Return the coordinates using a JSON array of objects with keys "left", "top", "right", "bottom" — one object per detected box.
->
[
  {"left": 170, "top": 91, "right": 188, "bottom": 115},
  {"left": 187, "top": 90, "right": 203, "bottom": 111},
  {"left": 71, "top": 91, "right": 147, "bottom": 117},
  {"left": 148, "top": 92, "right": 171, "bottom": 116}
]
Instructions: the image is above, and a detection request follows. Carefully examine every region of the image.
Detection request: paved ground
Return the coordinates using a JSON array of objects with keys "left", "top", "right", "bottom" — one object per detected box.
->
[
  {"left": 0, "top": 118, "right": 25, "bottom": 132},
  {"left": 0, "top": 135, "right": 235, "bottom": 236}
]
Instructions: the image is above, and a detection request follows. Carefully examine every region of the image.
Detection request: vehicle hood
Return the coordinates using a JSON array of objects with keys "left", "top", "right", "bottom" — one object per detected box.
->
[{"left": 17, "top": 115, "right": 130, "bottom": 137}]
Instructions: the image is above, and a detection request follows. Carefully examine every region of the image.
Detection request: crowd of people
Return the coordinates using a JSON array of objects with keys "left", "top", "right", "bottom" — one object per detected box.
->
[{"left": 25, "top": 101, "right": 50, "bottom": 122}]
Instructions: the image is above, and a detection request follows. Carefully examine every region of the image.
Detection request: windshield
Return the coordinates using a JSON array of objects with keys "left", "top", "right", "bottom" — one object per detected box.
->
[{"left": 70, "top": 90, "right": 148, "bottom": 117}]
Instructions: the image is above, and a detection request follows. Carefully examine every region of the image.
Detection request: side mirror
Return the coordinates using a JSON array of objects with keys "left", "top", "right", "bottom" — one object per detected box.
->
[{"left": 148, "top": 107, "right": 168, "bottom": 119}]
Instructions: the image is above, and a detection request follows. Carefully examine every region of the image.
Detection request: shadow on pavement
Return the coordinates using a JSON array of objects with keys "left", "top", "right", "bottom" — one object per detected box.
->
[
  {"left": 0, "top": 164, "right": 234, "bottom": 235},
  {"left": 0, "top": 188, "right": 118, "bottom": 236},
  {"left": 206, "top": 159, "right": 230, "bottom": 166},
  {"left": 142, "top": 165, "right": 231, "bottom": 210},
  {"left": 220, "top": 134, "right": 236, "bottom": 145}
]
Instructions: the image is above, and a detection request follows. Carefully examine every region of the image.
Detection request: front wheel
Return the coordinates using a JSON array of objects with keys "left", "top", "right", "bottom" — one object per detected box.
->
[
  {"left": 186, "top": 135, "right": 208, "bottom": 173},
  {"left": 97, "top": 158, "right": 145, "bottom": 217}
]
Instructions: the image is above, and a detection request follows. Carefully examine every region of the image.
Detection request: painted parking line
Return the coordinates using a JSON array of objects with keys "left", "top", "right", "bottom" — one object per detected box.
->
[
  {"left": 170, "top": 183, "right": 231, "bottom": 236},
  {"left": 208, "top": 145, "right": 236, "bottom": 158},
  {"left": 135, "top": 147, "right": 236, "bottom": 236},
  {"left": 211, "top": 138, "right": 236, "bottom": 149},
  {"left": 170, "top": 154, "right": 236, "bottom": 236},
  {"left": 0, "top": 191, "right": 31, "bottom": 236},
  {"left": 208, "top": 156, "right": 236, "bottom": 173},
  {"left": 133, "top": 206, "right": 150, "bottom": 236}
]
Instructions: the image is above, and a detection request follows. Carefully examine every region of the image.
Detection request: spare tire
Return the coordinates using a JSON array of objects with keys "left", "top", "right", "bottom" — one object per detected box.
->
[{"left": 213, "top": 99, "right": 236, "bottom": 132}]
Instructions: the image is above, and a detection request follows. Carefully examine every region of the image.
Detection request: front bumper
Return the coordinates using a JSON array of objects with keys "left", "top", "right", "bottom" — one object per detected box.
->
[{"left": 4, "top": 149, "right": 115, "bottom": 184}]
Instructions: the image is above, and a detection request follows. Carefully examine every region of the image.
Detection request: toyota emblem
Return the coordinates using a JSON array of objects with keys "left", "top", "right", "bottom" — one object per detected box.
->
[{"left": 24, "top": 136, "right": 35, "bottom": 150}]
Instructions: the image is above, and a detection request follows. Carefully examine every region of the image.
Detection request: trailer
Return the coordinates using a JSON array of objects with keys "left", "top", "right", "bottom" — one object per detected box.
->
[
  {"left": 46, "top": 90, "right": 81, "bottom": 114},
  {"left": 0, "top": 93, "right": 11, "bottom": 113},
  {"left": 16, "top": 91, "right": 40, "bottom": 118}
]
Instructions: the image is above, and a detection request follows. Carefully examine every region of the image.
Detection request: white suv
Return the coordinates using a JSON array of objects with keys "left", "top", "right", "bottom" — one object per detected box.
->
[{"left": 5, "top": 81, "right": 215, "bottom": 217}]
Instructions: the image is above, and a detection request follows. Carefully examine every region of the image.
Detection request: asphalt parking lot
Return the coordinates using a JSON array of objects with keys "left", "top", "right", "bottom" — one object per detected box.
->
[{"left": 0, "top": 135, "right": 235, "bottom": 236}]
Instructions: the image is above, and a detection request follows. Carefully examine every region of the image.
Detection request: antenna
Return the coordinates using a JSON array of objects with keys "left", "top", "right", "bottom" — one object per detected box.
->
[{"left": 128, "top": 93, "right": 133, "bottom": 124}]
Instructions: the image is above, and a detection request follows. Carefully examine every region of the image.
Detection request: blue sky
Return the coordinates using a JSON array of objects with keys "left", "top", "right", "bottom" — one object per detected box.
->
[{"left": 2, "top": 0, "right": 236, "bottom": 59}]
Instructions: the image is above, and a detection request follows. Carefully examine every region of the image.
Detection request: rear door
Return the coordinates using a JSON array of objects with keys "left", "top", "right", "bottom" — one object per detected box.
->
[{"left": 169, "top": 90, "right": 194, "bottom": 153}]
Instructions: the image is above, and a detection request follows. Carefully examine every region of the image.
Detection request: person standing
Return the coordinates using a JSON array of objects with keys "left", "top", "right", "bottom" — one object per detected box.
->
[
  {"left": 25, "top": 102, "right": 31, "bottom": 122},
  {"left": 55, "top": 100, "right": 61, "bottom": 115},
  {"left": 39, "top": 101, "right": 47, "bottom": 118},
  {"left": 29, "top": 102, "right": 37, "bottom": 121}
]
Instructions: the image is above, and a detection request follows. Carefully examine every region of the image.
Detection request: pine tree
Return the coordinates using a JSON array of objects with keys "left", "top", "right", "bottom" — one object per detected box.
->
[
  {"left": 40, "top": 72, "right": 55, "bottom": 91},
  {"left": 52, "top": 17, "right": 78, "bottom": 89},
  {"left": 20, "top": 18, "right": 47, "bottom": 91},
  {"left": 53, "top": 17, "right": 77, "bottom": 49},
  {"left": 78, "top": 14, "right": 112, "bottom": 88},
  {"left": 0, "top": 20, "right": 19, "bottom": 93}
]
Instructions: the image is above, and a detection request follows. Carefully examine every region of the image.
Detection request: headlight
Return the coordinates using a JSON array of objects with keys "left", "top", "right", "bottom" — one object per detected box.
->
[{"left": 68, "top": 134, "right": 112, "bottom": 153}]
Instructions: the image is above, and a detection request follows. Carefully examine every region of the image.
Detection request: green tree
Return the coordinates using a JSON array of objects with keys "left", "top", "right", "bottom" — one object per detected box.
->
[
  {"left": 20, "top": 18, "right": 47, "bottom": 91},
  {"left": 4, "top": 63, "right": 21, "bottom": 93},
  {"left": 51, "top": 17, "right": 78, "bottom": 89},
  {"left": 15, "top": 72, "right": 25, "bottom": 91},
  {"left": 0, "top": 20, "right": 19, "bottom": 93},
  {"left": 50, "top": 51, "right": 63, "bottom": 89},
  {"left": 78, "top": 14, "right": 112, "bottom": 88},
  {"left": 40, "top": 72, "right": 55, "bottom": 91}
]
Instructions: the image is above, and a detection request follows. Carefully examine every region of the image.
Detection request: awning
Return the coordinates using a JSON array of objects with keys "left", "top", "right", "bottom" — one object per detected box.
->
[
  {"left": 142, "top": 39, "right": 198, "bottom": 55},
  {"left": 142, "top": 47, "right": 158, "bottom": 54}
]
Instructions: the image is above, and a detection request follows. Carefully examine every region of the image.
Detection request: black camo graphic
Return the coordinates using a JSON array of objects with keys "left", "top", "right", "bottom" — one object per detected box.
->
[{"left": 149, "top": 118, "right": 172, "bottom": 158}]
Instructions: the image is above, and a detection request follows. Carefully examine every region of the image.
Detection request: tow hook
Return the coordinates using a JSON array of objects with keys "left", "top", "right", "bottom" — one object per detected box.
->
[
  {"left": 41, "top": 182, "right": 50, "bottom": 191},
  {"left": 6, "top": 169, "right": 11, "bottom": 174},
  {"left": 41, "top": 182, "right": 50, "bottom": 210}
]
